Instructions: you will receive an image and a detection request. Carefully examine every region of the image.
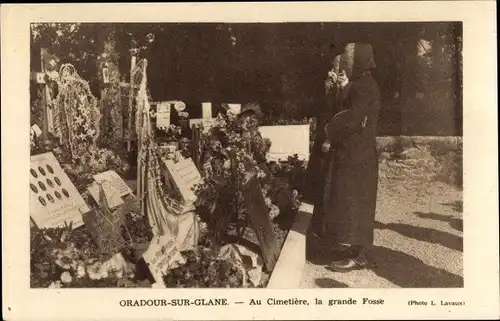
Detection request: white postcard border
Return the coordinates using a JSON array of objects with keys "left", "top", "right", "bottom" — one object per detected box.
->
[{"left": 2, "top": 2, "right": 498, "bottom": 320}]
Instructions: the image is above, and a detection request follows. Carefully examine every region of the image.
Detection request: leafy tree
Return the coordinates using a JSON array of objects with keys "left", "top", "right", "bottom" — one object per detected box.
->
[{"left": 31, "top": 22, "right": 463, "bottom": 137}]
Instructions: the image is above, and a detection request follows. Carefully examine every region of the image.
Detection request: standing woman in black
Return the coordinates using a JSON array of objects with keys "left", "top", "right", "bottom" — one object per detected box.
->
[
  {"left": 322, "top": 43, "right": 381, "bottom": 272},
  {"left": 303, "top": 54, "right": 350, "bottom": 238}
]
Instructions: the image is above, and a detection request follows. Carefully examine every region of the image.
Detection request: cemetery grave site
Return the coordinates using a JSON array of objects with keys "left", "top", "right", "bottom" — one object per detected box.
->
[
  {"left": 30, "top": 50, "right": 311, "bottom": 289},
  {"left": 30, "top": 23, "right": 462, "bottom": 289}
]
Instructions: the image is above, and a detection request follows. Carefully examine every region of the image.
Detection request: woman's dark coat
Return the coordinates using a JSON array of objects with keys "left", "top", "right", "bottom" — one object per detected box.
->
[
  {"left": 302, "top": 78, "right": 343, "bottom": 205},
  {"left": 305, "top": 43, "right": 381, "bottom": 248}
]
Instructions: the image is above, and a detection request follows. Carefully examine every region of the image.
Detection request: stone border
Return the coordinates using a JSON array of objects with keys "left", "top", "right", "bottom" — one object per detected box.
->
[
  {"left": 267, "top": 202, "right": 314, "bottom": 288},
  {"left": 267, "top": 136, "right": 463, "bottom": 288}
]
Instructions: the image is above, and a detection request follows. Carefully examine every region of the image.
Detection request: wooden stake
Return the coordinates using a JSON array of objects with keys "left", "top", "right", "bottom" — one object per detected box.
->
[
  {"left": 127, "top": 50, "right": 137, "bottom": 152},
  {"left": 40, "top": 48, "right": 49, "bottom": 141},
  {"left": 136, "top": 60, "right": 147, "bottom": 200}
]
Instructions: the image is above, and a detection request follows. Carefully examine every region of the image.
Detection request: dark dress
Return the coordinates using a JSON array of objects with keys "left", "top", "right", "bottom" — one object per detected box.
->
[
  {"left": 322, "top": 43, "right": 381, "bottom": 248},
  {"left": 303, "top": 81, "right": 351, "bottom": 235},
  {"left": 302, "top": 85, "right": 340, "bottom": 205}
]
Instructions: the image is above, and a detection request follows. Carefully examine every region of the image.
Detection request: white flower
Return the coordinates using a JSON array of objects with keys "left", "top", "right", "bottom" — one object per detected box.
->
[
  {"left": 100, "top": 269, "right": 109, "bottom": 279},
  {"left": 102, "top": 253, "right": 127, "bottom": 278},
  {"left": 269, "top": 205, "right": 280, "bottom": 220},
  {"left": 54, "top": 255, "right": 72, "bottom": 270},
  {"left": 76, "top": 263, "right": 86, "bottom": 278},
  {"left": 48, "top": 281, "right": 63, "bottom": 289},
  {"left": 264, "top": 197, "right": 273, "bottom": 207},
  {"left": 199, "top": 221, "right": 208, "bottom": 232},
  {"left": 124, "top": 263, "right": 136, "bottom": 279},
  {"left": 87, "top": 262, "right": 105, "bottom": 280},
  {"left": 60, "top": 271, "right": 72, "bottom": 284}
]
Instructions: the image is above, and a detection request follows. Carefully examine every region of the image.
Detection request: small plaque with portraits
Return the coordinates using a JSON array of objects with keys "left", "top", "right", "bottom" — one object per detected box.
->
[{"left": 30, "top": 152, "right": 90, "bottom": 229}]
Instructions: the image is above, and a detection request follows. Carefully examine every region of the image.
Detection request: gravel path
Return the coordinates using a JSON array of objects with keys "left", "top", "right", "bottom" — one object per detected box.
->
[{"left": 300, "top": 178, "right": 463, "bottom": 288}]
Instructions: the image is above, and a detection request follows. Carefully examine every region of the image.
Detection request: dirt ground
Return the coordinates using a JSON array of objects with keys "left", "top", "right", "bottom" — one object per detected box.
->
[{"left": 300, "top": 177, "right": 463, "bottom": 288}]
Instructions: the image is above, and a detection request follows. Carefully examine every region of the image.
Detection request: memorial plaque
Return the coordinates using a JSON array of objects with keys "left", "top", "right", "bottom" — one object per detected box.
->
[
  {"left": 142, "top": 234, "right": 186, "bottom": 287},
  {"left": 156, "top": 102, "right": 171, "bottom": 129},
  {"left": 163, "top": 158, "right": 201, "bottom": 203},
  {"left": 31, "top": 124, "right": 42, "bottom": 137},
  {"left": 32, "top": 71, "right": 46, "bottom": 84},
  {"left": 188, "top": 118, "right": 215, "bottom": 133},
  {"left": 202, "top": 102, "right": 212, "bottom": 119},
  {"left": 174, "top": 101, "right": 186, "bottom": 112},
  {"left": 30, "top": 152, "right": 90, "bottom": 229},
  {"left": 258, "top": 124, "right": 310, "bottom": 161},
  {"left": 93, "top": 170, "right": 133, "bottom": 198},
  {"left": 87, "top": 180, "right": 124, "bottom": 209},
  {"left": 242, "top": 173, "right": 280, "bottom": 271}
]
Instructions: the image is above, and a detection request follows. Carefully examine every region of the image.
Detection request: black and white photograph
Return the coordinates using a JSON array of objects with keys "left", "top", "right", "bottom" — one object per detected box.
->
[
  {"left": 27, "top": 20, "right": 464, "bottom": 289},
  {"left": 2, "top": 2, "right": 498, "bottom": 320}
]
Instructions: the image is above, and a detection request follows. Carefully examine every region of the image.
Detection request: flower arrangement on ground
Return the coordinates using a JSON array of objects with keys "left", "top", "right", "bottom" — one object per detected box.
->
[{"left": 194, "top": 103, "right": 306, "bottom": 247}]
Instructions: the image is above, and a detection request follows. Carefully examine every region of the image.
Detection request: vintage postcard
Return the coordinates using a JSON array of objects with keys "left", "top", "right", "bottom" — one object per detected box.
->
[{"left": 1, "top": 2, "right": 498, "bottom": 320}]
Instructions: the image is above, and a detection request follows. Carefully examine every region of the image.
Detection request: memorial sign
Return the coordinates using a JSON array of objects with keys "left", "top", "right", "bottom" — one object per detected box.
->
[
  {"left": 93, "top": 170, "right": 133, "bottom": 198},
  {"left": 87, "top": 180, "right": 124, "bottom": 209},
  {"left": 189, "top": 118, "right": 215, "bottom": 133},
  {"left": 202, "top": 102, "right": 212, "bottom": 119},
  {"left": 142, "top": 234, "right": 186, "bottom": 287},
  {"left": 163, "top": 158, "right": 201, "bottom": 203},
  {"left": 156, "top": 102, "right": 171, "bottom": 129},
  {"left": 174, "top": 101, "right": 186, "bottom": 112},
  {"left": 31, "top": 124, "right": 43, "bottom": 138},
  {"left": 242, "top": 173, "right": 280, "bottom": 271},
  {"left": 258, "top": 124, "right": 310, "bottom": 161},
  {"left": 30, "top": 152, "right": 90, "bottom": 229}
]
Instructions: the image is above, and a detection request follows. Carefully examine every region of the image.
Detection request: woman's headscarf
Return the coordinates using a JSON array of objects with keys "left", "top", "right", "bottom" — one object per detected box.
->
[{"left": 339, "top": 43, "right": 376, "bottom": 80}]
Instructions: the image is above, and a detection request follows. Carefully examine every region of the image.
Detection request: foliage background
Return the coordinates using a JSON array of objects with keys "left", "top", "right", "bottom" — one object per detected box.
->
[{"left": 30, "top": 22, "right": 462, "bottom": 136}]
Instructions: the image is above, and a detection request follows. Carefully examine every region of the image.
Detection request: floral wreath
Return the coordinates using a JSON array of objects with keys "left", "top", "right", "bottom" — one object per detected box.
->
[{"left": 53, "top": 64, "right": 101, "bottom": 160}]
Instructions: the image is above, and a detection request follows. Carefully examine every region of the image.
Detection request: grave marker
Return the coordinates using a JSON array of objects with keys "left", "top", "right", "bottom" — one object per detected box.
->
[
  {"left": 258, "top": 124, "right": 310, "bottom": 161},
  {"left": 31, "top": 71, "right": 46, "bottom": 84},
  {"left": 93, "top": 170, "right": 133, "bottom": 198},
  {"left": 142, "top": 234, "right": 186, "bottom": 287},
  {"left": 163, "top": 158, "right": 201, "bottom": 203},
  {"left": 156, "top": 102, "right": 171, "bottom": 129},
  {"left": 189, "top": 118, "right": 215, "bottom": 133},
  {"left": 31, "top": 124, "right": 43, "bottom": 138},
  {"left": 30, "top": 152, "right": 90, "bottom": 229},
  {"left": 87, "top": 180, "right": 124, "bottom": 209},
  {"left": 174, "top": 101, "right": 186, "bottom": 112},
  {"left": 202, "top": 102, "right": 212, "bottom": 119}
]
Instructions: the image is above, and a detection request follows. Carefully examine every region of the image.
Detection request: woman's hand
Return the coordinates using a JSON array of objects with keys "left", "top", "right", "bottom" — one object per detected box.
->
[
  {"left": 328, "top": 70, "right": 338, "bottom": 83},
  {"left": 338, "top": 69, "right": 349, "bottom": 88},
  {"left": 325, "top": 70, "right": 338, "bottom": 93},
  {"left": 322, "top": 140, "right": 331, "bottom": 153}
]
